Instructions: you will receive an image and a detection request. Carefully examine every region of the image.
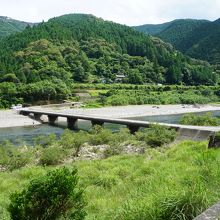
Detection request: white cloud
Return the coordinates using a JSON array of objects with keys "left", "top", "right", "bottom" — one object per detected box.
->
[{"left": 0, "top": 0, "right": 220, "bottom": 25}]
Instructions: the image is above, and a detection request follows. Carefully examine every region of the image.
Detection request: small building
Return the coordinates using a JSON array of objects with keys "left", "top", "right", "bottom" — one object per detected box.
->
[{"left": 115, "top": 74, "right": 126, "bottom": 82}]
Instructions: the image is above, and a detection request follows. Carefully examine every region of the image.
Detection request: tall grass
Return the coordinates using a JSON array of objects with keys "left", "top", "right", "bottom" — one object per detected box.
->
[{"left": 1, "top": 141, "right": 220, "bottom": 219}]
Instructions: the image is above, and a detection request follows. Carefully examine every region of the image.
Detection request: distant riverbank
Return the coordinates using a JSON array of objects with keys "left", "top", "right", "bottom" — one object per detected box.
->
[{"left": 1, "top": 104, "right": 220, "bottom": 128}]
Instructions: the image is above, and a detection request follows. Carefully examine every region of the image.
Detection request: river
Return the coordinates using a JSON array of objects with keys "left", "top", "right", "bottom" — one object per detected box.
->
[{"left": 1, "top": 111, "right": 220, "bottom": 145}]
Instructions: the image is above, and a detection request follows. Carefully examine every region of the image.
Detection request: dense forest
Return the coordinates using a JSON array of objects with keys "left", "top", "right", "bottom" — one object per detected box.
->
[
  {"left": 133, "top": 19, "right": 209, "bottom": 37},
  {"left": 0, "top": 14, "right": 218, "bottom": 107},
  {"left": 134, "top": 18, "right": 220, "bottom": 64},
  {"left": 0, "top": 16, "right": 34, "bottom": 38}
]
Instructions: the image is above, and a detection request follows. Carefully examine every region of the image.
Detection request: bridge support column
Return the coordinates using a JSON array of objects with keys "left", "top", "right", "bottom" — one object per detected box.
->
[
  {"left": 20, "top": 111, "right": 30, "bottom": 116},
  {"left": 127, "top": 125, "right": 140, "bottom": 134},
  {"left": 48, "top": 115, "right": 58, "bottom": 125},
  {"left": 91, "top": 120, "right": 104, "bottom": 127},
  {"left": 34, "top": 113, "right": 42, "bottom": 121},
  {"left": 67, "top": 118, "right": 78, "bottom": 130}
]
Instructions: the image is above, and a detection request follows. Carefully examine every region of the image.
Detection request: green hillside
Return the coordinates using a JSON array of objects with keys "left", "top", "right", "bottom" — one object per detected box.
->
[
  {"left": 0, "top": 16, "right": 34, "bottom": 38},
  {"left": 156, "top": 19, "right": 210, "bottom": 51},
  {"left": 134, "top": 19, "right": 220, "bottom": 64},
  {"left": 134, "top": 19, "right": 209, "bottom": 38},
  {"left": 0, "top": 14, "right": 218, "bottom": 107},
  {"left": 184, "top": 21, "right": 220, "bottom": 64},
  {"left": 133, "top": 20, "right": 174, "bottom": 35}
]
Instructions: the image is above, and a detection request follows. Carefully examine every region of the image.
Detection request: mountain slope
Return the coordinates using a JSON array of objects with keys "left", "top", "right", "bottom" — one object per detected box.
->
[
  {"left": 0, "top": 16, "right": 34, "bottom": 38},
  {"left": 133, "top": 21, "right": 174, "bottom": 35},
  {"left": 184, "top": 20, "right": 220, "bottom": 64},
  {"left": 134, "top": 19, "right": 209, "bottom": 37},
  {"left": 0, "top": 13, "right": 216, "bottom": 87},
  {"left": 134, "top": 19, "right": 220, "bottom": 64},
  {"left": 156, "top": 19, "right": 210, "bottom": 51}
]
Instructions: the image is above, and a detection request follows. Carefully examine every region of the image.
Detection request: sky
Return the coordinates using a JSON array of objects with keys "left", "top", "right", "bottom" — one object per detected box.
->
[{"left": 0, "top": 0, "right": 220, "bottom": 26}]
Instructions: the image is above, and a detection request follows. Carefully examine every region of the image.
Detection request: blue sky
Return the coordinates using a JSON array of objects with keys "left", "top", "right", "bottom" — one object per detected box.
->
[{"left": 1, "top": 0, "right": 220, "bottom": 25}]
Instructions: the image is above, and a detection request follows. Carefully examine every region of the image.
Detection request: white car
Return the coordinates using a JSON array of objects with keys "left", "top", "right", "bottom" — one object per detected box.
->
[{"left": 11, "top": 104, "right": 23, "bottom": 110}]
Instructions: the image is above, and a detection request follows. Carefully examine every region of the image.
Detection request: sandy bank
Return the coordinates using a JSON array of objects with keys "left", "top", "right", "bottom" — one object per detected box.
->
[
  {"left": 0, "top": 110, "right": 41, "bottom": 128},
  {"left": 1, "top": 104, "right": 220, "bottom": 128}
]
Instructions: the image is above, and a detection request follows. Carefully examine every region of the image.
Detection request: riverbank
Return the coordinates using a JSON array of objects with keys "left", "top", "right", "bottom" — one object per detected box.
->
[
  {"left": 1, "top": 104, "right": 220, "bottom": 128},
  {"left": 0, "top": 110, "right": 41, "bottom": 128}
]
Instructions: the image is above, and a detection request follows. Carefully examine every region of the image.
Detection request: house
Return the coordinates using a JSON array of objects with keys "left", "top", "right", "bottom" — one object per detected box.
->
[{"left": 115, "top": 74, "right": 126, "bottom": 82}]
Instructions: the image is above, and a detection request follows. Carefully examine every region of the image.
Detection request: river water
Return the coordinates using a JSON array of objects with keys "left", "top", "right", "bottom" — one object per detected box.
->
[{"left": 1, "top": 111, "right": 220, "bottom": 145}]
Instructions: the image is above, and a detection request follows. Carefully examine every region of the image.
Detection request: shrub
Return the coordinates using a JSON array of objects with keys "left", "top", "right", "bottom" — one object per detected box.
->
[
  {"left": 0, "top": 143, "right": 33, "bottom": 171},
  {"left": 34, "top": 134, "right": 57, "bottom": 147},
  {"left": 60, "top": 130, "right": 88, "bottom": 156},
  {"left": 103, "top": 144, "right": 124, "bottom": 158},
  {"left": 88, "top": 126, "right": 114, "bottom": 145},
  {"left": 135, "top": 125, "right": 177, "bottom": 147},
  {"left": 8, "top": 167, "right": 86, "bottom": 220},
  {"left": 39, "top": 146, "right": 66, "bottom": 166},
  {"left": 180, "top": 112, "right": 219, "bottom": 126}
]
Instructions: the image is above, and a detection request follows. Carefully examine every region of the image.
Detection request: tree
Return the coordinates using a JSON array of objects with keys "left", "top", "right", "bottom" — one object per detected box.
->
[
  {"left": 8, "top": 167, "right": 86, "bottom": 220},
  {"left": 127, "top": 69, "right": 143, "bottom": 84}
]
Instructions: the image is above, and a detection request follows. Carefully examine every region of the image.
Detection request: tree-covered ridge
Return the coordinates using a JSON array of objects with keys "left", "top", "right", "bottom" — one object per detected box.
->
[
  {"left": 133, "top": 19, "right": 209, "bottom": 37},
  {"left": 0, "top": 14, "right": 219, "bottom": 108},
  {"left": 0, "top": 16, "right": 34, "bottom": 38},
  {"left": 133, "top": 20, "right": 174, "bottom": 35},
  {"left": 134, "top": 18, "right": 220, "bottom": 64},
  {"left": 0, "top": 14, "right": 217, "bottom": 85},
  {"left": 156, "top": 19, "right": 210, "bottom": 51},
  {"left": 185, "top": 22, "right": 220, "bottom": 64}
]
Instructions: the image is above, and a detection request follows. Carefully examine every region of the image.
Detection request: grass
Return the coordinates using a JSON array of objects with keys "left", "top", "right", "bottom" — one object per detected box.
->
[{"left": 1, "top": 140, "right": 220, "bottom": 219}]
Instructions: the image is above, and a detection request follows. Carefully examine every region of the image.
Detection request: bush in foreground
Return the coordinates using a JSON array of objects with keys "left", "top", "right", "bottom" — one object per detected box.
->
[
  {"left": 8, "top": 167, "right": 86, "bottom": 220},
  {"left": 135, "top": 125, "right": 177, "bottom": 147},
  {"left": 180, "top": 112, "right": 219, "bottom": 126}
]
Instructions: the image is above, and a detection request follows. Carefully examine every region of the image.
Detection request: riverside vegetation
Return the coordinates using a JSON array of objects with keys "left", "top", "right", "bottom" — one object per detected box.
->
[
  {"left": 0, "top": 14, "right": 219, "bottom": 108},
  {"left": 180, "top": 112, "right": 220, "bottom": 126},
  {"left": 1, "top": 126, "right": 220, "bottom": 219},
  {"left": 73, "top": 84, "right": 220, "bottom": 107}
]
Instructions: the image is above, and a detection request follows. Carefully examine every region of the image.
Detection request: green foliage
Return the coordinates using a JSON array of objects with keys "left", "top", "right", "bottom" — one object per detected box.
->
[
  {"left": 0, "top": 14, "right": 217, "bottom": 109},
  {"left": 8, "top": 167, "right": 86, "bottom": 220},
  {"left": 60, "top": 130, "right": 88, "bottom": 156},
  {"left": 88, "top": 125, "right": 114, "bottom": 145},
  {"left": 135, "top": 18, "right": 220, "bottom": 64},
  {"left": 0, "top": 16, "right": 33, "bottom": 39},
  {"left": 2, "top": 140, "right": 220, "bottom": 219},
  {"left": 136, "top": 125, "right": 177, "bottom": 147},
  {"left": 180, "top": 112, "right": 220, "bottom": 126},
  {"left": 155, "top": 191, "right": 207, "bottom": 220},
  {"left": 90, "top": 85, "right": 220, "bottom": 107},
  {"left": 34, "top": 133, "right": 57, "bottom": 147},
  {"left": 0, "top": 142, "right": 34, "bottom": 171},
  {"left": 39, "top": 146, "right": 66, "bottom": 166}
]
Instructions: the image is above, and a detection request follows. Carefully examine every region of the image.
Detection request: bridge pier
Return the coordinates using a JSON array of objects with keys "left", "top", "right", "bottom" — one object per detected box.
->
[
  {"left": 48, "top": 115, "right": 58, "bottom": 125},
  {"left": 67, "top": 118, "right": 78, "bottom": 130},
  {"left": 91, "top": 120, "right": 104, "bottom": 127},
  {"left": 127, "top": 125, "right": 140, "bottom": 134},
  {"left": 21, "top": 111, "right": 30, "bottom": 116},
  {"left": 34, "top": 113, "right": 42, "bottom": 121}
]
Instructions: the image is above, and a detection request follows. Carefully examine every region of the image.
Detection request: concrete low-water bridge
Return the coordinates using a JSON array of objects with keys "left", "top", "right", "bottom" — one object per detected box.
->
[{"left": 19, "top": 109, "right": 220, "bottom": 140}]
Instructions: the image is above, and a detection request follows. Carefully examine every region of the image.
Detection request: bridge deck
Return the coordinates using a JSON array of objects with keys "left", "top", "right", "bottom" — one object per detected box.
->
[{"left": 19, "top": 109, "right": 220, "bottom": 132}]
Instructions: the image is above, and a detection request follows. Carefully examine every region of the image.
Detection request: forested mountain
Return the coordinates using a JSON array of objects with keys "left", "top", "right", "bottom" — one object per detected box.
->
[
  {"left": 0, "top": 16, "right": 34, "bottom": 38},
  {"left": 134, "top": 19, "right": 220, "bottom": 64},
  {"left": 185, "top": 20, "right": 220, "bottom": 64},
  {"left": 133, "top": 19, "right": 209, "bottom": 36},
  {"left": 133, "top": 21, "right": 174, "bottom": 35},
  {"left": 0, "top": 14, "right": 218, "bottom": 107}
]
